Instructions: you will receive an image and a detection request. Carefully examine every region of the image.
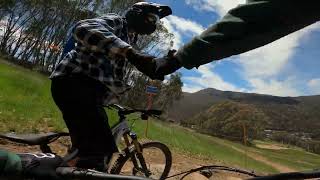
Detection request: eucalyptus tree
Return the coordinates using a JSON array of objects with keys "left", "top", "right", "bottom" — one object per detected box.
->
[{"left": 0, "top": 0, "right": 36, "bottom": 54}]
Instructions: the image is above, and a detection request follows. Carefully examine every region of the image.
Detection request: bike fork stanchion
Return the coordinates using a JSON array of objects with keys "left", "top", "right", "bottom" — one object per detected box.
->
[
  {"left": 131, "top": 133, "right": 151, "bottom": 177},
  {"left": 123, "top": 133, "right": 141, "bottom": 174}
]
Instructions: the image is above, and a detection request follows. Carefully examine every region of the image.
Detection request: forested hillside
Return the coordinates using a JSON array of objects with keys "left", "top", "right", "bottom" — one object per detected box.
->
[{"left": 168, "top": 88, "right": 320, "bottom": 153}]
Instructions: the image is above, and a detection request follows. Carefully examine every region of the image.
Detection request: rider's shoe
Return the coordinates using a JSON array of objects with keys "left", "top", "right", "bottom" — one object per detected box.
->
[
  {"left": 70, "top": 155, "right": 111, "bottom": 172},
  {"left": 18, "top": 152, "right": 64, "bottom": 179}
]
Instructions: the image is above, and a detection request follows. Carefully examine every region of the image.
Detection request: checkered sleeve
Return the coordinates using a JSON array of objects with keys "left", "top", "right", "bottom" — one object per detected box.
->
[{"left": 73, "top": 17, "right": 132, "bottom": 57}]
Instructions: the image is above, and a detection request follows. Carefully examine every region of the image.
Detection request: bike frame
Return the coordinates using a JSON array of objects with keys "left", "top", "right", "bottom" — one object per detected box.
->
[
  {"left": 111, "top": 119, "right": 130, "bottom": 145},
  {"left": 0, "top": 104, "right": 157, "bottom": 178}
]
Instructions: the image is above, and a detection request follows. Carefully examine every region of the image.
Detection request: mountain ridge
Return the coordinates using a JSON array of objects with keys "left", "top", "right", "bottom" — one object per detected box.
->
[{"left": 167, "top": 88, "right": 320, "bottom": 133}]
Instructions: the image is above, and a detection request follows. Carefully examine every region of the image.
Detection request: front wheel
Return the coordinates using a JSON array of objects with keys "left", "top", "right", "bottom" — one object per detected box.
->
[{"left": 110, "top": 141, "right": 172, "bottom": 180}]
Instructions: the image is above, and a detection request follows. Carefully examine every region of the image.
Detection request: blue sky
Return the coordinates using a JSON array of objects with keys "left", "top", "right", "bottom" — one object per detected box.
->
[{"left": 149, "top": 0, "right": 320, "bottom": 97}]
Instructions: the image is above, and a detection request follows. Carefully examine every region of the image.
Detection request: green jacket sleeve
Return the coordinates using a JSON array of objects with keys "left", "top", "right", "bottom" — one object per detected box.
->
[
  {"left": 176, "top": 0, "right": 320, "bottom": 69},
  {"left": 0, "top": 149, "right": 22, "bottom": 175}
]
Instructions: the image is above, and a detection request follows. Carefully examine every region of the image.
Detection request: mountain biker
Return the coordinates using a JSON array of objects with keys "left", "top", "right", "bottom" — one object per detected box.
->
[
  {"left": 153, "top": 0, "right": 320, "bottom": 77},
  {"left": 49, "top": 2, "right": 172, "bottom": 171}
]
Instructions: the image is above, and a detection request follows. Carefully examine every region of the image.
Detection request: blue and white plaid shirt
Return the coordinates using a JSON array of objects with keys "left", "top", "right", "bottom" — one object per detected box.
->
[{"left": 50, "top": 14, "right": 134, "bottom": 103}]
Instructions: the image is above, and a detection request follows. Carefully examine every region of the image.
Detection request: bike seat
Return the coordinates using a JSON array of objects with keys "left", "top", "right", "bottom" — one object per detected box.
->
[{"left": 0, "top": 132, "right": 69, "bottom": 145}]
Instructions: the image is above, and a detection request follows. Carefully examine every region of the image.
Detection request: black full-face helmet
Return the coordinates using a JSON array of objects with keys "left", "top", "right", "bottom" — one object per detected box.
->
[{"left": 125, "top": 2, "right": 172, "bottom": 35}]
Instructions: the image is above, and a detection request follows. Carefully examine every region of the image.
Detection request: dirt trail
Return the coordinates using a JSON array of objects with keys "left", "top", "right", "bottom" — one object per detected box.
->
[
  {"left": 0, "top": 137, "right": 298, "bottom": 178},
  {"left": 168, "top": 152, "right": 251, "bottom": 180},
  {"left": 0, "top": 139, "right": 252, "bottom": 180},
  {"left": 231, "top": 146, "right": 295, "bottom": 173},
  {"left": 255, "top": 144, "right": 288, "bottom": 150}
]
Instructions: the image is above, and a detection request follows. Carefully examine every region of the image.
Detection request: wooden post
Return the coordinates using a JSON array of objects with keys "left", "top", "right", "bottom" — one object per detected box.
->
[
  {"left": 144, "top": 84, "right": 158, "bottom": 138},
  {"left": 243, "top": 122, "right": 248, "bottom": 168},
  {"left": 145, "top": 93, "right": 154, "bottom": 137}
]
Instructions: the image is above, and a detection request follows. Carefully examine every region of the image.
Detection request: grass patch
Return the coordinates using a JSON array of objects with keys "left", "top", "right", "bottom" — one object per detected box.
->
[
  {"left": 252, "top": 141, "right": 320, "bottom": 171},
  {"left": 0, "top": 59, "right": 64, "bottom": 133},
  {"left": 125, "top": 119, "right": 278, "bottom": 173}
]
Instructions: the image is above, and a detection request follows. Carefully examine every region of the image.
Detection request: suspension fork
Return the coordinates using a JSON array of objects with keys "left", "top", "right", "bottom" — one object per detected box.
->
[
  {"left": 123, "top": 133, "right": 151, "bottom": 176},
  {"left": 123, "top": 133, "right": 140, "bottom": 170}
]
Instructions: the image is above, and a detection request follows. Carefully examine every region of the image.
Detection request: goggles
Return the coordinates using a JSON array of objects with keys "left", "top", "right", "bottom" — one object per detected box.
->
[{"left": 145, "top": 13, "right": 160, "bottom": 24}]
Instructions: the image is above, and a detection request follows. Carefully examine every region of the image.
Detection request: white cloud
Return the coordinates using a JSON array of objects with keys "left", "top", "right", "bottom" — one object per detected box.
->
[
  {"left": 183, "top": 64, "right": 244, "bottom": 93},
  {"left": 247, "top": 78, "right": 300, "bottom": 97},
  {"left": 237, "top": 22, "right": 320, "bottom": 96},
  {"left": 185, "top": 0, "right": 245, "bottom": 16},
  {"left": 239, "top": 23, "right": 320, "bottom": 78},
  {"left": 308, "top": 78, "right": 320, "bottom": 94},
  {"left": 182, "top": 84, "right": 203, "bottom": 93},
  {"left": 162, "top": 15, "right": 205, "bottom": 49},
  {"left": 166, "top": 16, "right": 204, "bottom": 35},
  {"left": 239, "top": 35, "right": 300, "bottom": 78}
]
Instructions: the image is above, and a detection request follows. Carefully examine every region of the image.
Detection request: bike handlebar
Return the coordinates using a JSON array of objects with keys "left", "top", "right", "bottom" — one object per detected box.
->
[
  {"left": 120, "top": 109, "right": 162, "bottom": 116},
  {"left": 107, "top": 104, "right": 162, "bottom": 117},
  {"left": 169, "top": 164, "right": 320, "bottom": 180},
  {"left": 246, "top": 170, "right": 320, "bottom": 180},
  {"left": 56, "top": 167, "right": 151, "bottom": 180}
]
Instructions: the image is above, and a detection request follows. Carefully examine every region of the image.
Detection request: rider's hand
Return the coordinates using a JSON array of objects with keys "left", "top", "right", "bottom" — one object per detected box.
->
[
  {"left": 154, "top": 49, "right": 182, "bottom": 77},
  {"left": 126, "top": 49, "right": 163, "bottom": 80}
]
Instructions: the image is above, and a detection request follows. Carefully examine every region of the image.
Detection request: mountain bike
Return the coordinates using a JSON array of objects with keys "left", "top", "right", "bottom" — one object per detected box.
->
[{"left": 0, "top": 104, "right": 172, "bottom": 180}]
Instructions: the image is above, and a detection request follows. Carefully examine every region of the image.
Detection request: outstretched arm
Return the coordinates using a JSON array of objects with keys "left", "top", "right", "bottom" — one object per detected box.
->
[{"left": 176, "top": 0, "right": 320, "bottom": 69}]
